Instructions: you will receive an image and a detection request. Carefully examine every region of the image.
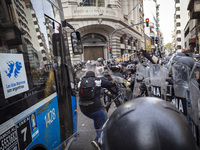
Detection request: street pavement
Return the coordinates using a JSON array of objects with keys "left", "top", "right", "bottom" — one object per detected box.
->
[{"left": 69, "top": 98, "right": 117, "bottom": 150}]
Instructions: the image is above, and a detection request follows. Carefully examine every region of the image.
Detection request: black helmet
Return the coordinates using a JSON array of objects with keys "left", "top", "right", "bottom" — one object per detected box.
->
[
  {"left": 103, "top": 70, "right": 110, "bottom": 77},
  {"left": 176, "top": 57, "right": 195, "bottom": 71},
  {"left": 119, "top": 62, "right": 128, "bottom": 67},
  {"left": 101, "top": 97, "right": 196, "bottom": 150},
  {"left": 172, "top": 56, "right": 183, "bottom": 64},
  {"left": 105, "top": 59, "right": 111, "bottom": 65},
  {"left": 132, "top": 58, "right": 139, "bottom": 65},
  {"left": 97, "top": 57, "right": 103, "bottom": 63},
  {"left": 177, "top": 52, "right": 186, "bottom": 57}
]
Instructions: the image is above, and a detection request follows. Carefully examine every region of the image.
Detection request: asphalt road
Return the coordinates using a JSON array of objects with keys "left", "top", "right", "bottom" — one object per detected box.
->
[{"left": 69, "top": 98, "right": 117, "bottom": 150}]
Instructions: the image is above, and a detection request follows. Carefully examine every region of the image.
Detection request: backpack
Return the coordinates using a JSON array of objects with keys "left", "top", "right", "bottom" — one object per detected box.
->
[{"left": 79, "top": 76, "right": 96, "bottom": 101}]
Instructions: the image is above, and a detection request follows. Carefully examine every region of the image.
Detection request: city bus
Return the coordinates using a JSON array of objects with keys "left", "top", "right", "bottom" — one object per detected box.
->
[{"left": 0, "top": 0, "right": 82, "bottom": 149}]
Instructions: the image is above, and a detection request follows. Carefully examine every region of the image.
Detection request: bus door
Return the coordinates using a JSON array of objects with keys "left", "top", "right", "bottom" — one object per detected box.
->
[{"left": 0, "top": 0, "right": 82, "bottom": 149}]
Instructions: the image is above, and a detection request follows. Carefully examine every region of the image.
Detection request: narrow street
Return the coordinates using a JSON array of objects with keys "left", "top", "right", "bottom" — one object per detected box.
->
[{"left": 70, "top": 100, "right": 117, "bottom": 150}]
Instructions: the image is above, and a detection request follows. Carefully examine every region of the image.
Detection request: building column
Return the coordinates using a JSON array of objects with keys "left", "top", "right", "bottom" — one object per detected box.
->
[{"left": 112, "top": 36, "right": 121, "bottom": 58}]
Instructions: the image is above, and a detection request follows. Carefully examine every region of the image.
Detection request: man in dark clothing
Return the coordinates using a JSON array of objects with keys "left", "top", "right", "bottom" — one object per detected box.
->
[{"left": 78, "top": 71, "right": 115, "bottom": 149}]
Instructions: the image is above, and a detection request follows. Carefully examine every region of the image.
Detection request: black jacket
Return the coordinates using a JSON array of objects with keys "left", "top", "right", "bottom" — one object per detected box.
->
[{"left": 79, "top": 76, "right": 114, "bottom": 113}]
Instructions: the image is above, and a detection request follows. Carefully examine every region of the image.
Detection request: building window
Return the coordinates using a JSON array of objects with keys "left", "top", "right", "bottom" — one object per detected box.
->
[
  {"left": 175, "top": 0, "right": 180, "bottom": 3},
  {"left": 177, "top": 45, "right": 181, "bottom": 49},
  {"left": 97, "top": 0, "right": 104, "bottom": 7},
  {"left": 128, "top": 40, "right": 131, "bottom": 45},
  {"left": 32, "top": 14, "right": 36, "bottom": 18},
  {"left": 120, "top": 37, "right": 124, "bottom": 44},
  {"left": 177, "top": 38, "right": 181, "bottom": 42},
  {"left": 34, "top": 21, "right": 38, "bottom": 25},
  {"left": 36, "top": 28, "right": 39, "bottom": 32},
  {"left": 177, "top": 23, "right": 181, "bottom": 27},
  {"left": 83, "top": 0, "right": 105, "bottom": 7},
  {"left": 82, "top": 33, "right": 107, "bottom": 43},
  {"left": 39, "top": 43, "right": 43, "bottom": 47},
  {"left": 177, "top": 30, "right": 181, "bottom": 34},
  {"left": 176, "top": 7, "right": 180, "bottom": 11},
  {"left": 185, "top": 28, "right": 189, "bottom": 37},
  {"left": 176, "top": 15, "right": 180, "bottom": 19},
  {"left": 41, "top": 50, "right": 46, "bottom": 54}
]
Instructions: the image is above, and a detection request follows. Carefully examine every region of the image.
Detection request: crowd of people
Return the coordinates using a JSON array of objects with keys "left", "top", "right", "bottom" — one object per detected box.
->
[{"left": 72, "top": 50, "right": 200, "bottom": 150}]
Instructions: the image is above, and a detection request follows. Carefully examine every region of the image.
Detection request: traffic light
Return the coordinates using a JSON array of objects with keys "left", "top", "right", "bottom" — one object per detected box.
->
[
  {"left": 109, "top": 46, "right": 112, "bottom": 52},
  {"left": 146, "top": 18, "right": 149, "bottom": 27},
  {"left": 109, "top": 46, "right": 113, "bottom": 58}
]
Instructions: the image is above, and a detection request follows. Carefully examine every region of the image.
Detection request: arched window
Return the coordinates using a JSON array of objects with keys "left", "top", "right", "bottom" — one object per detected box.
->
[
  {"left": 82, "top": 33, "right": 107, "bottom": 43},
  {"left": 128, "top": 40, "right": 131, "bottom": 45},
  {"left": 120, "top": 37, "right": 124, "bottom": 44},
  {"left": 83, "top": 0, "right": 105, "bottom": 7}
]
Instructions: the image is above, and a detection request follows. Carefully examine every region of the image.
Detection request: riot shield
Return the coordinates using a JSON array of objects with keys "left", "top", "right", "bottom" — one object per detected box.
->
[
  {"left": 187, "top": 62, "right": 200, "bottom": 146},
  {"left": 133, "top": 64, "right": 149, "bottom": 97},
  {"left": 110, "top": 75, "right": 132, "bottom": 101},
  {"left": 96, "top": 66, "right": 104, "bottom": 76},
  {"left": 172, "top": 63, "right": 190, "bottom": 116},
  {"left": 172, "top": 63, "right": 190, "bottom": 98},
  {"left": 150, "top": 64, "right": 168, "bottom": 100}
]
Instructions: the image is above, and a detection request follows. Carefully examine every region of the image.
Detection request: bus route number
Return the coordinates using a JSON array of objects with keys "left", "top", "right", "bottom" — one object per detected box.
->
[
  {"left": 16, "top": 116, "right": 32, "bottom": 150},
  {"left": 45, "top": 108, "right": 56, "bottom": 128}
]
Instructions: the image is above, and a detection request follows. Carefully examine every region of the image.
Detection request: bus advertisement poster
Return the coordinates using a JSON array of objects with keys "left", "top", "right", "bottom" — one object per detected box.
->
[
  {"left": 0, "top": 54, "right": 29, "bottom": 99},
  {"left": 30, "top": 112, "right": 39, "bottom": 141}
]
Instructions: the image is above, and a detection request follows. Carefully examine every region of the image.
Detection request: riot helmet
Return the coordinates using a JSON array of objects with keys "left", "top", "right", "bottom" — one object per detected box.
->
[
  {"left": 176, "top": 52, "right": 186, "bottom": 57},
  {"left": 105, "top": 59, "right": 111, "bottom": 65},
  {"left": 176, "top": 57, "right": 195, "bottom": 71},
  {"left": 97, "top": 57, "right": 103, "bottom": 62},
  {"left": 96, "top": 58, "right": 104, "bottom": 66},
  {"left": 195, "top": 54, "right": 200, "bottom": 58},
  {"left": 132, "top": 58, "right": 139, "bottom": 65},
  {"left": 194, "top": 54, "right": 200, "bottom": 62},
  {"left": 119, "top": 62, "right": 128, "bottom": 67},
  {"left": 126, "top": 64, "right": 136, "bottom": 74},
  {"left": 172, "top": 56, "right": 182, "bottom": 64},
  {"left": 101, "top": 97, "right": 196, "bottom": 150}
]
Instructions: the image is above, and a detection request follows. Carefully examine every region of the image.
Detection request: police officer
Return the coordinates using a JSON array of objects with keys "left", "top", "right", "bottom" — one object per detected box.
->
[
  {"left": 100, "top": 97, "right": 196, "bottom": 150},
  {"left": 125, "top": 64, "right": 136, "bottom": 92},
  {"left": 97, "top": 57, "right": 104, "bottom": 66},
  {"left": 194, "top": 54, "right": 200, "bottom": 62}
]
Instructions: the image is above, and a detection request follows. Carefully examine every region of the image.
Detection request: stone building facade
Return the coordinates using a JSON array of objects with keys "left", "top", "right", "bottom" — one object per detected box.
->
[{"left": 61, "top": 0, "right": 144, "bottom": 61}]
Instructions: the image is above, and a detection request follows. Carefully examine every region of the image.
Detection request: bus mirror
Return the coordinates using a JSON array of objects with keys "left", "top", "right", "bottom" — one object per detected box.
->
[
  {"left": 71, "top": 31, "right": 83, "bottom": 55},
  {"left": 53, "top": 33, "right": 61, "bottom": 56}
]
